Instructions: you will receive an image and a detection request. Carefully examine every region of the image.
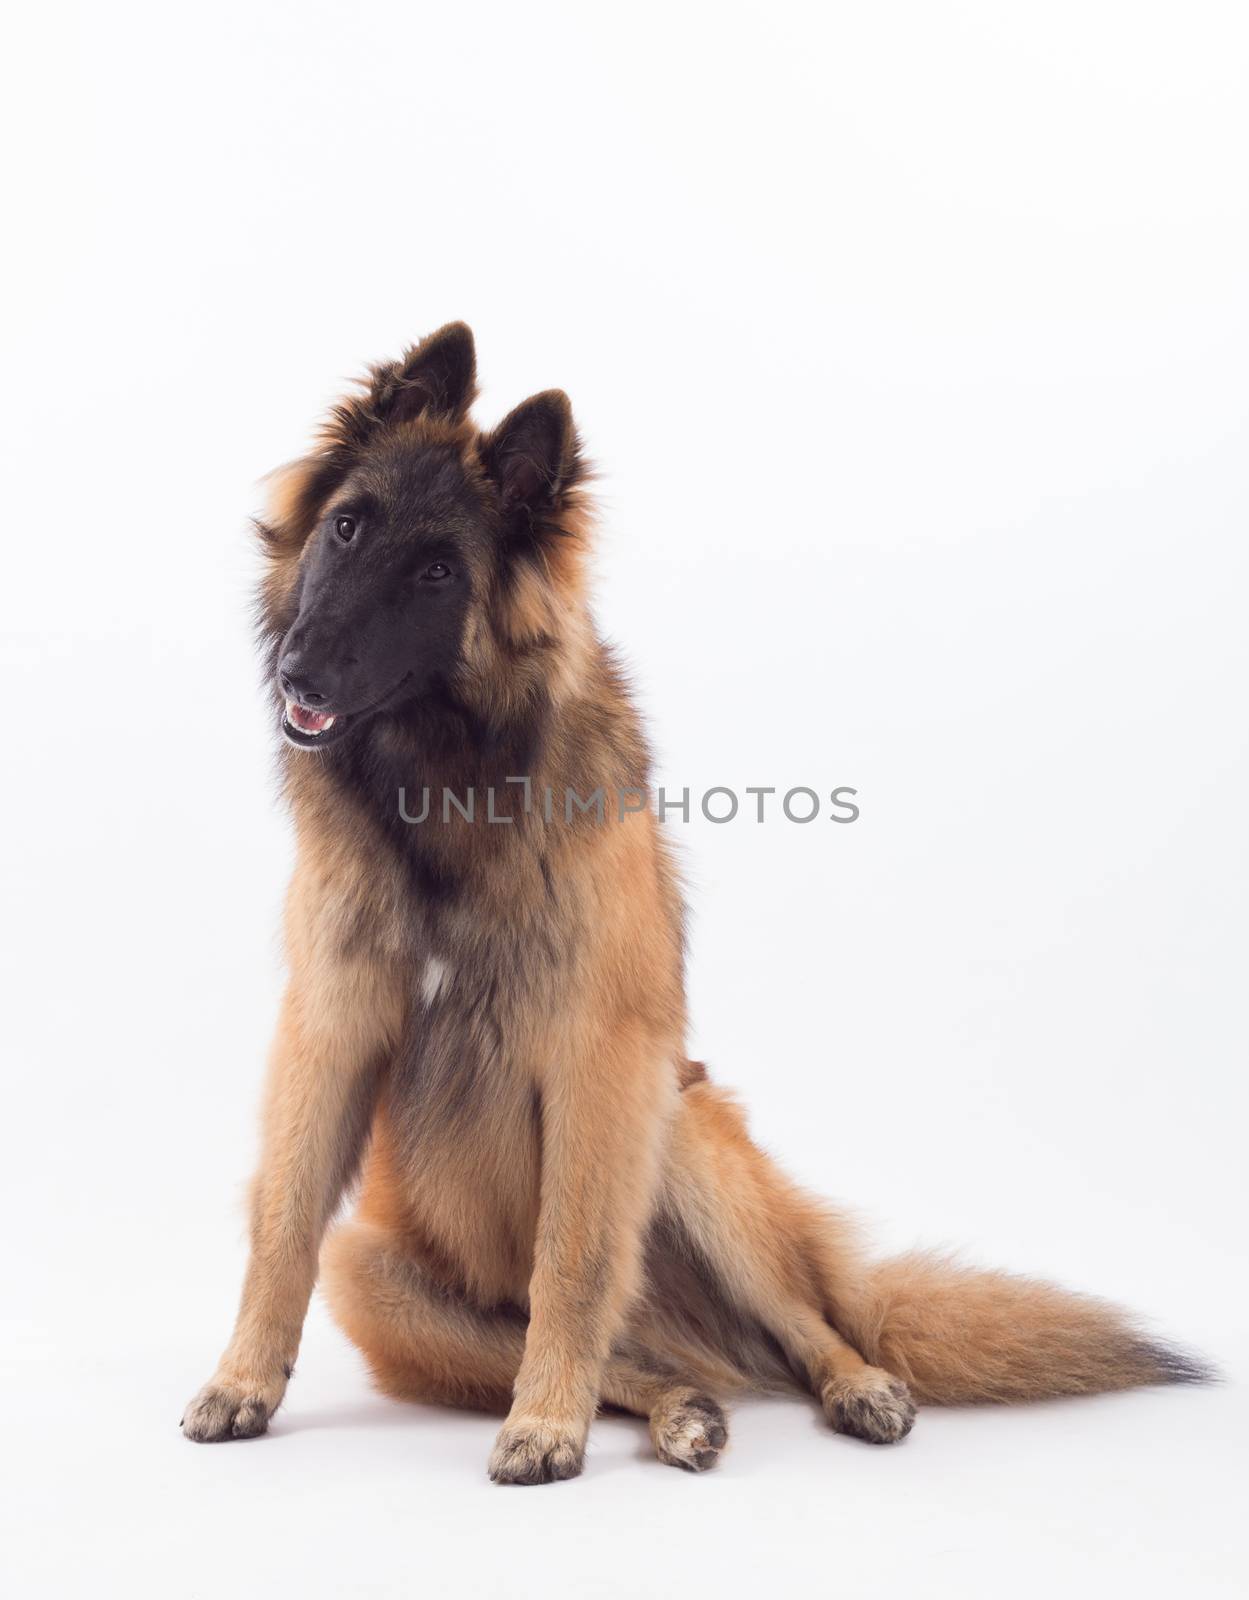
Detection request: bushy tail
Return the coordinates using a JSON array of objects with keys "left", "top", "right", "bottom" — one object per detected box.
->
[{"left": 838, "top": 1250, "right": 1212, "bottom": 1405}]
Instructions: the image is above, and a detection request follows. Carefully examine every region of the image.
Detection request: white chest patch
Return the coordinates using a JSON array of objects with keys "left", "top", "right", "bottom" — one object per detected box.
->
[{"left": 421, "top": 957, "right": 452, "bottom": 1006}]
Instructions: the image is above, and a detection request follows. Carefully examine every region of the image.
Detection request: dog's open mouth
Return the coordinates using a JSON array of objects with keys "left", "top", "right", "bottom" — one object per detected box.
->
[
  {"left": 282, "top": 700, "right": 344, "bottom": 747},
  {"left": 279, "top": 673, "right": 412, "bottom": 750}
]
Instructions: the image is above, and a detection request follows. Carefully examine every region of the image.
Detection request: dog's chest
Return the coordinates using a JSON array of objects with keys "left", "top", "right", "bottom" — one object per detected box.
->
[
  {"left": 371, "top": 954, "right": 545, "bottom": 1297},
  {"left": 387, "top": 936, "right": 543, "bottom": 1144}
]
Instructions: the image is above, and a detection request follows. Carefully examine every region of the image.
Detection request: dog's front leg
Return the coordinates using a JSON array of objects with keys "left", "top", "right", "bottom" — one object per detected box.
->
[
  {"left": 183, "top": 943, "right": 403, "bottom": 1442},
  {"left": 488, "top": 1024, "right": 675, "bottom": 1484}
]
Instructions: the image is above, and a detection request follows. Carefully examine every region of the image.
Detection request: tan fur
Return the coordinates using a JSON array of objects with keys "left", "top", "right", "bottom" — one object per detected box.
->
[{"left": 185, "top": 327, "right": 1207, "bottom": 1478}]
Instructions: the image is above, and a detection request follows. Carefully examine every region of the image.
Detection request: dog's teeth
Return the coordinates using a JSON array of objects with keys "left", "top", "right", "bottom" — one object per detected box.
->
[{"left": 284, "top": 700, "right": 336, "bottom": 736}]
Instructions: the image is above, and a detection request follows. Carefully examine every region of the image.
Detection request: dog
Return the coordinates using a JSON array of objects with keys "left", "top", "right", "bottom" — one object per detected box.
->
[{"left": 183, "top": 323, "right": 1208, "bottom": 1482}]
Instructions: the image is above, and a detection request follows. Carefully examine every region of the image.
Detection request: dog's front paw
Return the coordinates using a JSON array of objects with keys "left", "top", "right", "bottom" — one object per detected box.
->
[
  {"left": 181, "top": 1376, "right": 285, "bottom": 1442},
  {"left": 488, "top": 1417, "right": 586, "bottom": 1485},
  {"left": 822, "top": 1367, "right": 916, "bottom": 1444}
]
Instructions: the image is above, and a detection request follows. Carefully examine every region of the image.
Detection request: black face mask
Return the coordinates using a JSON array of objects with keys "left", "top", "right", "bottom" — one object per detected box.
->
[{"left": 277, "top": 446, "right": 478, "bottom": 750}]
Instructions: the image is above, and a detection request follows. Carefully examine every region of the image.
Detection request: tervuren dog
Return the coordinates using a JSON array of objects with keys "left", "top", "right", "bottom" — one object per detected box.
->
[{"left": 183, "top": 323, "right": 1207, "bottom": 1482}]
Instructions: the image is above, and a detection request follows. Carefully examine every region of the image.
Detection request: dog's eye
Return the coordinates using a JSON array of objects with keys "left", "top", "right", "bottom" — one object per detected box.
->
[
  {"left": 334, "top": 515, "right": 357, "bottom": 543},
  {"left": 422, "top": 562, "right": 451, "bottom": 581}
]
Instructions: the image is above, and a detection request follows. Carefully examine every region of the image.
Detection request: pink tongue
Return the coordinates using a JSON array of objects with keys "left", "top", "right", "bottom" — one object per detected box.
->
[{"left": 289, "top": 704, "right": 333, "bottom": 732}]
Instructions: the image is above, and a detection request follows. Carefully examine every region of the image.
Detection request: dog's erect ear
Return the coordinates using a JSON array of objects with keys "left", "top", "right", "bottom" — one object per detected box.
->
[
  {"left": 483, "top": 390, "right": 577, "bottom": 511},
  {"left": 374, "top": 321, "right": 477, "bottom": 425}
]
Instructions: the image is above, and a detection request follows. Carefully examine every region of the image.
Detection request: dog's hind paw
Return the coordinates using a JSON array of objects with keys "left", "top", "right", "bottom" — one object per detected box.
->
[
  {"left": 650, "top": 1389, "right": 728, "bottom": 1472},
  {"left": 822, "top": 1368, "right": 916, "bottom": 1444}
]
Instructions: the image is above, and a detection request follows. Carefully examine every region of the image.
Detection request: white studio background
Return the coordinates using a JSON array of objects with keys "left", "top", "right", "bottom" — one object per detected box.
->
[{"left": 1, "top": 3, "right": 1245, "bottom": 1596}]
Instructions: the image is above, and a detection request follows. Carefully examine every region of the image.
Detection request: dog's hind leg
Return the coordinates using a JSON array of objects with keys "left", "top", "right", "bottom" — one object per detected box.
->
[
  {"left": 320, "top": 1220, "right": 524, "bottom": 1412},
  {"left": 320, "top": 1222, "right": 729, "bottom": 1471},
  {"left": 602, "top": 1337, "right": 729, "bottom": 1472},
  {"left": 661, "top": 1082, "right": 917, "bottom": 1445}
]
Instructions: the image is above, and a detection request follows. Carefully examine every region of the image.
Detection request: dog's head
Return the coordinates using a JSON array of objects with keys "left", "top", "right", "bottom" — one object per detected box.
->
[{"left": 259, "top": 323, "right": 590, "bottom": 751}]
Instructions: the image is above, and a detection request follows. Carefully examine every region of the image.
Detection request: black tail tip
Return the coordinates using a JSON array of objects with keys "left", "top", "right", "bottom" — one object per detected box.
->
[{"left": 1135, "top": 1338, "right": 1219, "bottom": 1386}]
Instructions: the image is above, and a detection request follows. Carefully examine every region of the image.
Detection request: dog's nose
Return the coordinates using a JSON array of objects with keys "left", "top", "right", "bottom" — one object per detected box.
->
[{"left": 279, "top": 659, "right": 330, "bottom": 707}]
